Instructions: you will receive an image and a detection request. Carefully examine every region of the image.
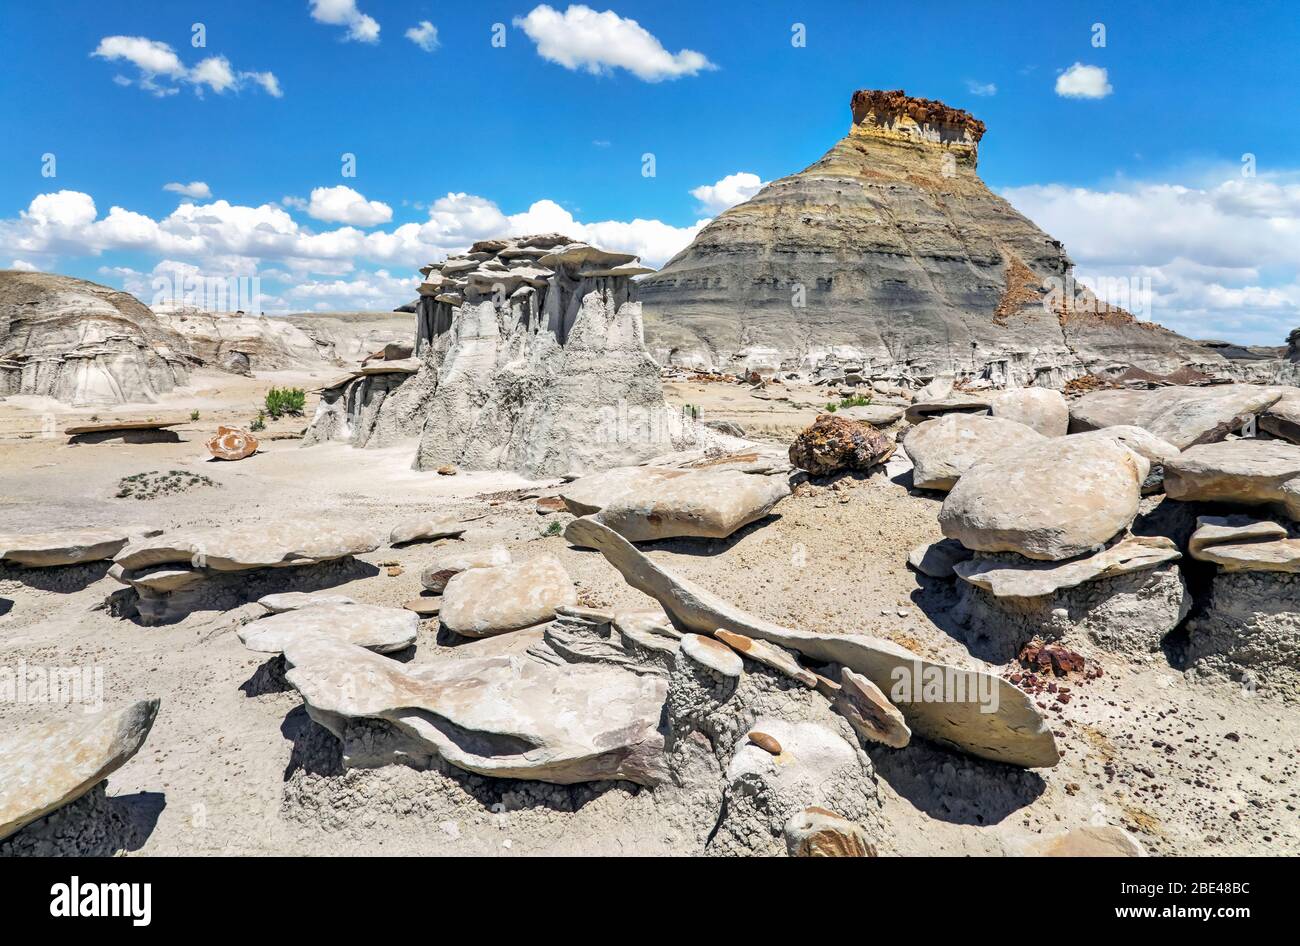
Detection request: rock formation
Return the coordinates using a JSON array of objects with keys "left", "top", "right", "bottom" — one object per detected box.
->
[
  {"left": 1, "top": 270, "right": 193, "bottom": 405},
  {"left": 153, "top": 307, "right": 322, "bottom": 375},
  {"left": 304, "top": 235, "right": 718, "bottom": 477},
  {"left": 638, "top": 90, "right": 1227, "bottom": 386}
]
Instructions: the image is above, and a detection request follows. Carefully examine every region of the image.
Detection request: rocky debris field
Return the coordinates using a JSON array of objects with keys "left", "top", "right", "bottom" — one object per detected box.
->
[{"left": 2, "top": 369, "right": 1299, "bottom": 857}]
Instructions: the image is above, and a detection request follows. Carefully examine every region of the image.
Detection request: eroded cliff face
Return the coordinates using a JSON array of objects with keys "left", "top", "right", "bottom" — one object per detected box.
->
[
  {"left": 0, "top": 270, "right": 193, "bottom": 405},
  {"left": 639, "top": 89, "right": 1228, "bottom": 386}
]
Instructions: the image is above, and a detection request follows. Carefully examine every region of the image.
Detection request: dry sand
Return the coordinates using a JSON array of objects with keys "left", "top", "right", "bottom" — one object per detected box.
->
[{"left": 1, "top": 368, "right": 1296, "bottom": 855}]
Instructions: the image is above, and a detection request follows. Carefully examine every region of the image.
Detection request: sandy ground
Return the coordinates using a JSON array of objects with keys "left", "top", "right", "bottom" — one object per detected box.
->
[{"left": 1, "top": 368, "right": 1297, "bottom": 856}]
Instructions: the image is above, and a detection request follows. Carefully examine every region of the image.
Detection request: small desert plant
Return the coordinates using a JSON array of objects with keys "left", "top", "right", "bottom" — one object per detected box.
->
[
  {"left": 249, "top": 411, "right": 267, "bottom": 432},
  {"left": 263, "top": 386, "right": 306, "bottom": 419},
  {"left": 542, "top": 520, "right": 564, "bottom": 537},
  {"left": 190, "top": 409, "right": 201, "bottom": 421},
  {"left": 115, "top": 470, "right": 218, "bottom": 500},
  {"left": 827, "top": 394, "right": 872, "bottom": 413}
]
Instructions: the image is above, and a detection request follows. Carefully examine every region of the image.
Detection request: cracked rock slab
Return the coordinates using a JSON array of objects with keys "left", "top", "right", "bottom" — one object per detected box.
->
[
  {"left": 565, "top": 515, "right": 1059, "bottom": 768},
  {"left": 238, "top": 602, "right": 418, "bottom": 654}
]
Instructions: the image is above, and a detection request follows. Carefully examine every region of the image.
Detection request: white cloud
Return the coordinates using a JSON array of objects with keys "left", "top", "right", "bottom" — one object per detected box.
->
[
  {"left": 1055, "top": 63, "right": 1112, "bottom": 99},
  {"left": 1003, "top": 172, "right": 1300, "bottom": 343},
  {"left": 405, "top": 21, "right": 439, "bottom": 52},
  {"left": 92, "top": 34, "right": 281, "bottom": 98},
  {"left": 966, "top": 80, "right": 997, "bottom": 97},
  {"left": 310, "top": 0, "right": 380, "bottom": 44},
  {"left": 164, "top": 181, "right": 213, "bottom": 200},
  {"left": 513, "top": 4, "right": 715, "bottom": 82},
  {"left": 306, "top": 185, "right": 393, "bottom": 226},
  {"left": 0, "top": 186, "right": 709, "bottom": 311},
  {"left": 10, "top": 259, "right": 40, "bottom": 272},
  {"left": 690, "top": 172, "right": 766, "bottom": 213}
]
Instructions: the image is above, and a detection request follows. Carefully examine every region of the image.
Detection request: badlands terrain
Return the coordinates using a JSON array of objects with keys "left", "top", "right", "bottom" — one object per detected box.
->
[{"left": 2, "top": 90, "right": 1298, "bottom": 858}]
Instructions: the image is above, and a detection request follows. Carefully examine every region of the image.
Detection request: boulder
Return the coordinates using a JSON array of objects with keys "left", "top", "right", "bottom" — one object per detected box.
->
[
  {"left": 901, "top": 413, "right": 1045, "bottom": 491},
  {"left": 114, "top": 521, "right": 381, "bottom": 572},
  {"left": 439, "top": 555, "right": 577, "bottom": 637},
  {"left": 586, "top": 468, "right": 790, "bottom": 542},
  {"left": 903, "top": 398, "right": 992, "bottom": 425},
  {"left": 0, "top": 700, "right": 159, "bottom": 841},
  {"left": 419, "top": 546, "right": 512, "bottom": 592},
  {"left": 388, "top": 516, "right": 467, "bottom": 546},
  {"left": 939, "top": 437, "right": 1147, "bottom": 560},
  {"left": 280, "top": 633, "right": 668, "bottom": 784},
  {"left": 560, "top": 467, "right": 682, "bottom": 515},
  {"left": 1069, "top": 425, "right": 1181, "bottom": 493},
  {"left": 1259, "top": 389, "right": 1300, "bottom": 443},
  {"left": 990, "top": 387, "right": 1069, "bottom": 437},
  {"left": 788, "top": 414, "right": 895, "bottom": 476},
  {"left": 1068, "top": 384, "right": 1284, "bottom": 449},
  {"left": 907, "top": 538, "right": 973, "bottom": 578},
  {"left": 1164, "top": 440, "right": 1300, "bottom": 519},
  {"left": 238, "top": 602, "right": 418, "bottom": 654},
  {"left": 953, "top": 535, "right": 1182, "bottom": 598},
  {"left": 205, "top": 426, "right": 258, "bottom": 461},
  {"left": 0, "top": 529, "right": 129, "bottom": 567},
  {"left": 784, "top": 807, "right": 877, "bottom": 857},
  {"left": 565, "top": 516, "right": 1059, "bottom": 768}
]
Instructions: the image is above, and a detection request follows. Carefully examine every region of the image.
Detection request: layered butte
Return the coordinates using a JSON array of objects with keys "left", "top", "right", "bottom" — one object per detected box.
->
[{"left": 639, "top": 89, "right": 1224, "bottom": 386}]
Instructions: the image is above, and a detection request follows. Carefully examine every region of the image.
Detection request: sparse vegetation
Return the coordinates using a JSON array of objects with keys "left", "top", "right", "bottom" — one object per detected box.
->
[
  {"left": 264, "top": 387, "right": 306, "bottom": 419},
  {"left": 115, "top": 470, "right": 219, "bottom": 501},
  {"left": 190, "top": 409, "right": 201, "bottom": 421},
  {"left": 542, "top": 520, "right": 564, "bottom": 537},
  {"left": 249, "top": 411, "right": 267, "bottom": 432},
  {"left": 826, "top": 393, "right": 873, "bottom": 412}
]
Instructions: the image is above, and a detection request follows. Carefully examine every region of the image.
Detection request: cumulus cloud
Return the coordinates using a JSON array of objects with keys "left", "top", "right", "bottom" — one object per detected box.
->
[
  {"left": 310, "top": 0, "right": 380, "bottom": 44},
  {"left": 513, "top": 4, "right": 715, "bottom": 81},
  {"left": 1055, "top": 63, "right": 1112, "bottom": 99},
  {"left": 405, "top": 21, "right": 439, "bottom": 52},
  {"left": 9, "top": 259, "right": 40, "bottom": 272},
  {"left": 91, "top": 35, "right": 281, "bottom": 98},
  {"left": 690, "top": 172, "right": 766, "bottom": 213},
  {"left": 0, "top": 185, "right": 708, "bottom": 311},
  {"left": 966, "top": 80, "right": 997, "bottom": 97},
  {"left": 163, "top": 181, "right": 213, "bottom": 200},
  {"left": 1003, "top": 172, "right": 1300, "bottom": 343},
  {"left": 305, "top": 185, "right": 393, "bottom": 226}
]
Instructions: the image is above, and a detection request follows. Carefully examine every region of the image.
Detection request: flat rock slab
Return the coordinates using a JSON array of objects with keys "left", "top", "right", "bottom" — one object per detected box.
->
[
  {"left": 990, "top": 388, "right": 1069, "bottom": 437},
  {"left": 1164, "top": 439, "right": 1300, "bottom": 519},
  {"left": 939, "top": 436, "right": 1147, "bottom": 561},
  {"left": 1188, "top": 514, "right": 1300, "bottom": 572},
  {"left": 403, "top": 597, "right": 441, "bottom": 617},
  {"left": 0, "top": 529, "right": 129, "bottom": 567},
  {"left": 585, "top": 468, "right": 790, "bottom": 542},
  {"left": 641, "top": 447, "right": 793, "bottom": 475},
  {"left": 64, "top": 419, "right": 183, "bottom": 435},
  {"left": 560, "top": 467, "right": 686, "bottom": 515},
  {"left": 680, "top": 633, "right": 743, "bottom": 677},
  {"left": 954, "top": 536, "right": 1182, "bottom": 598},
  {"left": 420, "top": 546, "right": 512, "bottom": 592},
  {"left": 837, "top": 404, "right": 906, "bottom": 426},
  {"left": 836, "top": 668, "right": 911, "bottom": 748},
  {"left": 257, "top": 591, "right": 358, "bottom": 613},
  {"left": 903, "top": 397, "right": 991, "bottom": 425},
  {"left": 714, "top": 629, "right": 817, "bottom": 687},
  {"left": 389, "top": 517, "right": 467, "bottom": 546},
  {"left": 565, "top": 516, "right": 1059, "bottom": 768},
  {"left": 0, "top": 700, "right": 159, "bottom": 841},
  {"left": 238, "top": 602, "right": 418, "bottom": 654},
  {"left": 115, "top": 521, "right": 381, "bottom": 572},
  {"left": 907, "top": 538, "right": 973, "bottom": 578},
  {"left": 440, "top": 555, "right": 577, "bottom": 637},
  {"left": 1068, "top": 384, "right": 1284, "bottom": 449},
  {"left": 281, "top": 633, "right": 668, "bottom": 784},
  {"left": 1260, "top": 390, "right": 1300, "bottom": 444},
  {"left": 902, "top": 413, "right": 1045, "bottom": 491}
]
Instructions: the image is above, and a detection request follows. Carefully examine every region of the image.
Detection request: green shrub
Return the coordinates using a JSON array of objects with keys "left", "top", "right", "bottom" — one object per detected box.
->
[
  {"left": 249, "top": 411, "right": 267, "bottom": 432},
  {"left": 542, "top": 520, "right": 563, "bottom": 537},
  {"left": 190, "top": 409, "right": 200, "bottom": 421},
  {"left": 264, "top": 387, "right": 306, "bottom": 419}
]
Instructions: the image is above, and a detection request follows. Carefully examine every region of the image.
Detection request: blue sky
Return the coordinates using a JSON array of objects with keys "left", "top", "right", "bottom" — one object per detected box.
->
[{"left": 2, "top": 1, "right": 1298, "bottom": 343}]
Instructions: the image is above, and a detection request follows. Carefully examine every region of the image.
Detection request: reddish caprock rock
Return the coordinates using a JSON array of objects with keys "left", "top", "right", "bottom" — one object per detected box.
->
[{"left": 206, "top": 425, "right": 258, "bottom": 461}]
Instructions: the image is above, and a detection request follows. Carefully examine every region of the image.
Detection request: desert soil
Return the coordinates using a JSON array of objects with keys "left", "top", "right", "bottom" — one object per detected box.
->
[{"left": 1, "top": 368, "right": 1296, "bottom": 856}]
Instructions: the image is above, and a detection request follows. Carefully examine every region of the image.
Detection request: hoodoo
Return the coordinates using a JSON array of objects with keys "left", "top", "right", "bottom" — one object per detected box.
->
[{"left": 639, "top": 89, "right": 1224, "bottom": 386}]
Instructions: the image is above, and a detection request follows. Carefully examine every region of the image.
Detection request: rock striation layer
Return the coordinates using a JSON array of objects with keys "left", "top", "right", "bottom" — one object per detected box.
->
[{"left": 638, "top": 90, "right": 1226, "bottom": 386}]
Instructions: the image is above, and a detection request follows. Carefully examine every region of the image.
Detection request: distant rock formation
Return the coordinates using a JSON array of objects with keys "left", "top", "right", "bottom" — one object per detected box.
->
[
  {"left": 304, "top": 235, "right": 718, "bottom": 476},
  {"left": 639, "top": 89, "right": 1229, "bottom": 387},
  {"left": 153, "top": 307, "right": 323, "bottom": 376},
  {"left": 0, "top": 270, "right": 193, "bottom": 405}
]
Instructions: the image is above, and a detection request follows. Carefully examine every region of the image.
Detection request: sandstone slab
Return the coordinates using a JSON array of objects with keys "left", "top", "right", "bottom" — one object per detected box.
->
[
  {"left": 440, "top": 555, "right": 576, "bottom": 637},
  {"left": 589, "top": 468, "right": 791, "bottom": 542},
  {"left": 238, "top": 602, "right": 418, "bottom": 654},
  {"left": 953, "top": 535, "right": 1181, "bottom": 598},
  {"left": 1164, "top": 439, "right": 1300, "bottom": 519},
  {"left": 0, "top": 529, "right": 129, "bottom": 567},
  {"left": 115, "top": 521, "right": 381, "bottom": 572},
  {"left": 990, "top": 387, "right": 1069, "bottom": 437},
  {"left": 565, "top": 516, "right": 1059, "bottom": 768},
  {"left": 1069, "top": 384, "right": 1283, "bottom": 449},
  {"left": 281, "top": 633, "right": 668, "bottom": 784},
  {"left": 939, "top": 436, "right": 1146, "bottom": 560},
  {"left": 1188, "top": 515, "right": 1300, "bottom": 572},
  {"left": 714, "top": 629, "right": 817, "bottom": 687},
  {"left": 902, "top": 413, "right": 1045, "bottom": 491},
  {"left": 419, "top": 546, "right": 512, "bottom": 592},
  {"left": 835, "top": 668, "right": 911, "bottom": 748},
  {"left": 257, "top": 591, "right": 358, "bottom": 613},
  {"left": 0, "top": 700, "right": 159, "bottom": 841},
  {"left": 388, "top": 516, "right": 467, "bottom": 546},
  {"left": 907, "top": 538, "right": 973, "bottom": 578}
]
